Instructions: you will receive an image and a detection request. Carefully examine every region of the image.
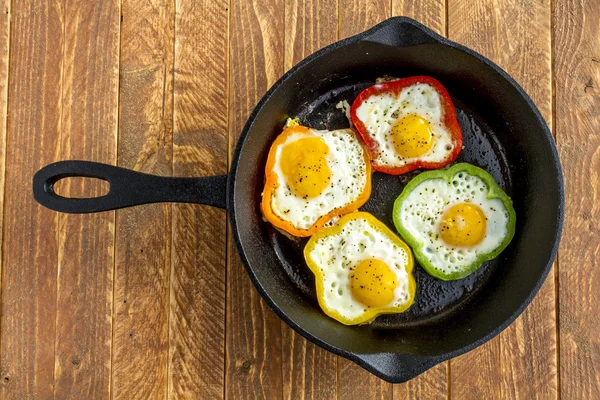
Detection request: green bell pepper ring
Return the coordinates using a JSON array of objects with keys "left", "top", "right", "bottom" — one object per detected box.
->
[{"left": 392, "top": 163, "right": 516, "bottom": 280}]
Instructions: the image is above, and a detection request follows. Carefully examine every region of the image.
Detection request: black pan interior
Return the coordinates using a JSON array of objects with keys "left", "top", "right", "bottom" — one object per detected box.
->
[
  {"left": 230, "top": 36, "right": 562, "bottom": 357},
  {"left": 270, "top": 91, "right": 511, "bottom": 328}
]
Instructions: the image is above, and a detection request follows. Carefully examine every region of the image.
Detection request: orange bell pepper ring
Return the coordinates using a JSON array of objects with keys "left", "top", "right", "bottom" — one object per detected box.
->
[{"left": 261, "top": 125, "right": 372, "bottom": 237}]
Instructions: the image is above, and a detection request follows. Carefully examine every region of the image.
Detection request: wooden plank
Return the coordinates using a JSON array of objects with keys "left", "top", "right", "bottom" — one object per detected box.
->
[
  {"left": 336, "top": 1, "right": 394, "bottom": 397},
  {"left": 337, "top": 359, "right": 392, "bottom": 400},
  {"left": 281, "top": 1, "right": 338, "bottom": 399},
  {"left": 169, "top": 0, "right": 228, "bottom": 398},
  {"left": 0, "top": 1, "right": 63, "bottom": 398},
  {"left": 52, "top": 1, "right": 120, "bottom": 398},
  {"left": 281, "top": 327, "right": 337, "bottom": 400},
  {"left": 338, "top": 0, "right": 390, "bottom": 39},
  {"left": 284, "top": 0, "right": 338, "bottom": 70},
  {"left": 225, "top": 0, "right": 285, "bottom": 398},
  {"left": 448, "top": 0, "right": 556, "bottom": 398},
  {"left": 0, "top": 5, "right": 9, "bottom": 391},
  {"left": 554, "top": 0, "right": 600, "bottom": 398},
  {"left": 111, "top": 1, "right": 174, "bottom": 398},
  {"left": 393, "top": 0, "right": 445, "bottom": 34},
  {"left": 390, "top": 2, "right": 449, "bottom": 398},
  {"left": 393, "top": 365, "right": 447, "bottom": 400}
]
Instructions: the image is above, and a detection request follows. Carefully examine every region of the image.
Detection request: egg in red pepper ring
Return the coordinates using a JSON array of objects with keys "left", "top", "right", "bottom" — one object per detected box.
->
[{"left": 350, "top": 76, "right": 463, "bottom": 175}]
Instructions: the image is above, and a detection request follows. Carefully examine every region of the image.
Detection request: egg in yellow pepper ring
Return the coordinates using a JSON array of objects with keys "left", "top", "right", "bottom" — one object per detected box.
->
[{"left": 304, "top": 212, "right": 416, "bottom": 325}]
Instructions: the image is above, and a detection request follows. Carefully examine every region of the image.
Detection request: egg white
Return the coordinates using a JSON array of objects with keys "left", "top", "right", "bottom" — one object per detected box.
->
[
  {"left": 271, "top": 129, "right": 368, "bottom": 230},
  {"left": 308, "top": 217, "right": 411, "bottom": 320},
  {"left": 355, "top": 83, "right": 456, "bottom": 167},
  {"left": 398, "top": 171, "right": 510, "bottom": 275}
]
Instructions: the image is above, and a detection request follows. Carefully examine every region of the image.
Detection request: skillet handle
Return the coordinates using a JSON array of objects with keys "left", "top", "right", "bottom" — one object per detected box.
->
[
  {"left": 353, "top": 353, "right": 440, "bottom": 384},
  {"left": 33, "top": 161, "right": 228, "bottom": 213},
  {"left": 361, "top": 16, "right": 442, "bottom": 47}
]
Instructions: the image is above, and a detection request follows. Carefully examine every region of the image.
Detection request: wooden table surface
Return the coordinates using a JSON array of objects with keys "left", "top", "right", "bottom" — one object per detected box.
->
[{"left": 0, "top": 0, "right": 597, "bottom": 398}]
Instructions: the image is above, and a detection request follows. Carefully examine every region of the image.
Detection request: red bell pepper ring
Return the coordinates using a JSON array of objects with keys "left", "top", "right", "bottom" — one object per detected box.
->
[{"left": 350, "top": 76, "right": 463, "bottom": 175}]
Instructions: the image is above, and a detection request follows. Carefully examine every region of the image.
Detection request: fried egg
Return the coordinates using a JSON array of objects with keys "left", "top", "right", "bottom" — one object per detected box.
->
[
  {"left": 261, "top": 125, "right": 371, "bottom": 237},
  {"left": 393, "top": 163, "right": 516, "bottom": 280},
  {"left": 304, "top": 212, "right": 415, "bottom": 325},
  {"left": 353, "top": 78, "right": 461, "bottom": 171}
]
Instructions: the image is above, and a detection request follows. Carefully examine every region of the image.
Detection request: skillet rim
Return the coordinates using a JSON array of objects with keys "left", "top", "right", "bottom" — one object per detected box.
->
[{"left": 227, "top": 16, "right": 565, "bottom": 382}]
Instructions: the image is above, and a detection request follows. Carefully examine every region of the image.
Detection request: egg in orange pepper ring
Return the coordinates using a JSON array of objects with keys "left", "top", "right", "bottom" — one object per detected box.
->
[{"left": 261, "top": 124, "right": 372, "bottom": 237}]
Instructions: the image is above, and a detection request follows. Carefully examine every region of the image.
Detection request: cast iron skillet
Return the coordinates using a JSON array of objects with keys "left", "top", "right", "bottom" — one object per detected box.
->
[{"left": 32, "top": 17, "right": 564, "bottom": 383}]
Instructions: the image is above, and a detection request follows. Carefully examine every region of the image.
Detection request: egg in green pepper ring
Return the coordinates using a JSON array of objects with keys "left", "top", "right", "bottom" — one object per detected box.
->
[{"left": 392, "top": 163, "right": 516, "bottom": 281}]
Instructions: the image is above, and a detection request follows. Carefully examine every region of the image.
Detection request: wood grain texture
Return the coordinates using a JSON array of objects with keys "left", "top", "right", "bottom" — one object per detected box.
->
[
  {"left": 284, "top": 0, "right": 337, "bottom": 71},
  {"left": 281, "top": 327, "right": 337, "bottom": 400},
  {"left": 394, "top": 364, "right": 447, "bottom": 400},
  {"left": 112, "top": 0, "right": 174, "bottom": 398},
  {"left": 53, "top": 1, "right": 120, "bottom": 398},
  {"left": 0, "top": 1, "right": 9, "bottom": 312},
  {"left": 0, "top": 1, "right": 63, "bottom": 398},
  {"left": 554, "top": 0, "right": 600, "bottom": 398},
  {"left": 391, "top": 2, "right": 450, "bottom": 398},
  {"left": 169, "top": 0, "right": 228, "bottom": 398},
  {"left": 0, "top": 3, "right": 8, "bottom": 392},
  {"left": 337, "top": 1, "right": 393, "bottom": 398},
  {"left": 392, "top": 0, "right": 445, "bottom": 34},
  {"left": 338, "top": 359, "right": 392, "bottom": 400},
  {"left": 281, "top": 1, "right": 339, "bottom": 399},
  {"left": 448, "top": 0, "right": 557, "bottom": 398},
  {"left": 226, "top": 0, "right": 285, "bottom": 398},
  {"left": 338, "top": 0, "right": 390, "bottom": 39}
]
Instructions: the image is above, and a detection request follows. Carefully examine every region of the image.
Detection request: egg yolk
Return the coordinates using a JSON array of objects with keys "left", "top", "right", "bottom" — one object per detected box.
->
[
  {"left": 439, "top": 203, "right": 487, "bottom": 247},
  {"left": 280, "top": 137, "right": 331, "bottom": 199},
  {"left": 391, "top": 114, "right": 434, "bottom": 158},
  {"left": 350, "top": 259, "right": 398, "bottom": 307}
]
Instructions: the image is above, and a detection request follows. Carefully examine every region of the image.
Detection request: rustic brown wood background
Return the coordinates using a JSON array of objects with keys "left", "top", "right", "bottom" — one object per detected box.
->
[{"left": 0, "top": 0, "right": 597, "bottom": 398}]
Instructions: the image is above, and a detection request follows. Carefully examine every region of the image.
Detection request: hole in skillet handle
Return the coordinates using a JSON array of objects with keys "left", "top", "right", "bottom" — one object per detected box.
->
[
  {"left": 53, "top": 176, "right": 110, "bottom": 198},
  {"left": 360, "top": 17, "right": 442, "bottom": 47},
  {"left": 33, "top": 160, "right": 228, "bottom": 213}
]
